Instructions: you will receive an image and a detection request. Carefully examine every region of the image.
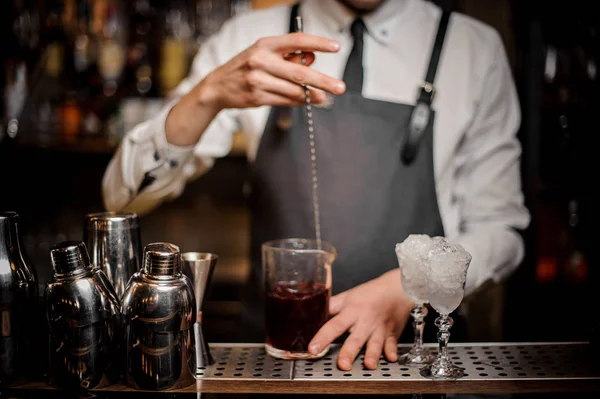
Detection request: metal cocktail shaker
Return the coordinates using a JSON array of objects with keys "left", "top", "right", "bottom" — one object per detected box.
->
[
  {"left": 84, "top": 211, "right": 142, "bottom": 299},
  {"left": 0, "top": 212, "right": 38, "bottom": 385},
  {"left": 122, "top": 243, "right": 196, "bottom": 391},
  {"left": 46, "top": 241, "right": 121, "bottom": 390},
  {"left": 181, "top": 252, "right": 218, "bottom": 370}
]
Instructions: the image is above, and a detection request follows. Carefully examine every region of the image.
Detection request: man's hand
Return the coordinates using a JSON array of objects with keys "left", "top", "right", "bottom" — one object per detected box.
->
[
  {"left": 308, "top": 269, "right": 413, "bottom": 371},
  {"left": 199, "top": 32, "right": 346, "bottom": 110},
  {"left": 166, "top": 32, "right": 345, "bottom": 147}
]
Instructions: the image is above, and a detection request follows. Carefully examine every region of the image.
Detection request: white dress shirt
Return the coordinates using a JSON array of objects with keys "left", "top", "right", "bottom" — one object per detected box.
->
[{"left": 102, "top": 0, "right": 530, "bottom": 295}]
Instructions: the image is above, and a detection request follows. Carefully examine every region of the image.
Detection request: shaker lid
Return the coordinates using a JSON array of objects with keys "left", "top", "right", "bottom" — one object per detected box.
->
[
  {"left": 143, "top": 242, "right": 181, "bottom": 276},
  {"left": 50, "top": 241, "right": 92, "bottom": 276},
  {"left": 84, "top": 211, "right": 139, "bottom": 231}
]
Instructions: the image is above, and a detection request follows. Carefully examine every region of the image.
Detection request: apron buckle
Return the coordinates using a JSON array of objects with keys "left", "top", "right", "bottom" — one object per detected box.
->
[{"left": 418, "top": 82, "right": 436, "bottom": 103}]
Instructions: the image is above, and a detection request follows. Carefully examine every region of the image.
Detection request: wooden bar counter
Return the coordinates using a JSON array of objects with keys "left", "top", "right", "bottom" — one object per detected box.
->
[{"left": 5, "top": 342, "right": 600, "bottom": 396}]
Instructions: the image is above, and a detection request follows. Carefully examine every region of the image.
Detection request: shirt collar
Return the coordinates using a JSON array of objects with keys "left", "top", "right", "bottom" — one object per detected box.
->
[{"left": 306, "top": 0, "right": 416, "bottom": 45}]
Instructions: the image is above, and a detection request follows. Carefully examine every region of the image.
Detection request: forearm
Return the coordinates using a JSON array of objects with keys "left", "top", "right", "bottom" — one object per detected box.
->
[{"left": 165, "top": 79, "right": 222, "bottom": 147}]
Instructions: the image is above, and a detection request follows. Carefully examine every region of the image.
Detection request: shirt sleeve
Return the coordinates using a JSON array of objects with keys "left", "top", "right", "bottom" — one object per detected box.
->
[
  {"left": 101, "top": 24, "right": 241, "bottom": 216},
  {"left": 450, "top": 31, "right": 531, "bottom": 295}
]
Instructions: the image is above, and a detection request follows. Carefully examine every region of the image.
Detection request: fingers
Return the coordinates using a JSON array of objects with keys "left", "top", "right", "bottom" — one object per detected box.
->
[
  {"left": 384, "top": 334, "right": 399, "bottom": 362},
  {"left": 285, "top": 51, "right": 316, "bottom": 66},
  {"left": 245, "top": 69, "right": 327, "bottom": 105},
  {"left": 341, "top": 322, "right": 399, "bottom": 370},
  {"left": 249, "top": 51, "right": 345, "bottom": 95},
  {"left": 337, "top": 317, "right": 374, "bottom": 371},
  {"left": 249, "top": 90, "right": 304, "bottom": 107},
  {"left": 308, "top": 311, "right": 355, "bottom": 357},
  {"left": 259, "top": 33, "right": 340, "bottom": 54},
  {"left": 305, "top": 88, "right": 328, "bottom": 105},
  {"left": 364, "top": 326, "right": 387, "bottom": 369}
]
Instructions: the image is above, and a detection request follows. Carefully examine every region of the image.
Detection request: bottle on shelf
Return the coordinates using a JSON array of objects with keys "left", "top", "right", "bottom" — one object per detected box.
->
[
  {"left": 3, "top": 61, "right": 28, "bottom": 140},
  {"left": 560, "top": 200, "right": 588, "bottom": 285},
  {"left": 73, "top": 0, "right": 105, "bottom": 139},
  {"left": 4, "top": 0, "right": 41, "bottom": 141},
  {"left": 125, "top": 0, "right": 158, "bottom": 98},
  {"left": 159, "top": 0, "right": 193, "bottom": 96},
  {"left": 96, "top": 0, "right": 126, "bottom": 98},
  {"left": 72, "top": 0, "right": 98, "bottom": 90},
  {"left": 12, "top": 0, "right": 41, "bottom": 66},
  {"left": 60, "top": 90, "right": 82, "bottom": 142},
  {"left": 34, "top": 0, "right": 68, "bottom": 145}
]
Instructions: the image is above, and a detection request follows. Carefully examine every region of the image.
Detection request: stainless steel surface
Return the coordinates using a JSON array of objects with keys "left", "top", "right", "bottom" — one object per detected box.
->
[
  {"left": 46, "top": 241, "right": 121, "bottom": 390},
  {"left": 193, "top": 342, "right": 599, "bottom": 382},
  {"left": 5, "top": 342, "right": 600, "bottom": 395},
  {"left": 182, "top": 252, "right": 218, "bottom": 369},
  {"left": 294, "top": 342, "right": 598, "bottom": 381},
  {"left": 199, "top": 344, "right": 293, "bottom": 379},
  {"left": 84, "top": 211, "right": 142, "bottom": 299},
  {"left": 122, "top": 243, "right": 196, "bottom": 391},
  {"left": 0, "top": 212, "right": 38, "bottom": 385}
]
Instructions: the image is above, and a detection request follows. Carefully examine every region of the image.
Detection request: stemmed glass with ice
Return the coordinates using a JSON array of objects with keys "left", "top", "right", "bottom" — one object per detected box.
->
[
  {"left": 419, "top": 236, "right": 472, "bottom": 379},
  {"left": 395, "top": 235, "right": 435, "bottom": 366}
]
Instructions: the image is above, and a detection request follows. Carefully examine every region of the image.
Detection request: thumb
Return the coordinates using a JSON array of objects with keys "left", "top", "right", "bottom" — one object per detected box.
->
[{"left": 329, "top": 291, "right": 347, "bottom": 315}]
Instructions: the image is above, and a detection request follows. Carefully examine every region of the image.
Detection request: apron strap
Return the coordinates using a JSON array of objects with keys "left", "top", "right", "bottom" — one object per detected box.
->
[
  {"left": 289, "top": 3, "right": 300, "bottom": 34},
  {"left": 289, "top": 3, "right": 451, "bottom": 165},
  {"left": 401, "top": 10, "right": 452, "bottom": 165}
]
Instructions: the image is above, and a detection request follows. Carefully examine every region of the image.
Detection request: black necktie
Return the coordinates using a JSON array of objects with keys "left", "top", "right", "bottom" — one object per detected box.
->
[{"left": 343, "top": 18, "right": 366, "bottom": 93}]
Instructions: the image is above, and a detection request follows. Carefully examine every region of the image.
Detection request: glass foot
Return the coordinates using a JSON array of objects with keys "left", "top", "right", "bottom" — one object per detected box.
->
[
  {"left": 399, "top": 347, "right": 435, "bottom": 366},
  {"left": 420, "top": 360, "right": 464, "bottom": 380}
]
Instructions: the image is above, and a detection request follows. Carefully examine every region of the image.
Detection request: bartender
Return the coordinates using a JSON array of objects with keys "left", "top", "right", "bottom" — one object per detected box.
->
[{"left": 102, "top": 0, "right": 530, "bottom": 371}]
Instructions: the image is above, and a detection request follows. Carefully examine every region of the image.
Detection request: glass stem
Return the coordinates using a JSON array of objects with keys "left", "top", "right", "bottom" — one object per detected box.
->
[
  {"left": 435, "top": 315, "right": 453, "bottom": 362},
  {"left": 411, "top": 304, "right": 427, "bottom": 351}
]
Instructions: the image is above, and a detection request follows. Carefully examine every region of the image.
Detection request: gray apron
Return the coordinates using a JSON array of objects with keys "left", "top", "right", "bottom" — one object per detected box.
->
[{"left": 241, "top": 5, "right": 450, "bottom": 341}]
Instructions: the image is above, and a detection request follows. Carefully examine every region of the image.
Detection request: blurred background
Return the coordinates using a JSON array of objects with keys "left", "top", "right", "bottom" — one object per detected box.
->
[{"left": 0, "top": 0, "right": 598, "bottom": 344}]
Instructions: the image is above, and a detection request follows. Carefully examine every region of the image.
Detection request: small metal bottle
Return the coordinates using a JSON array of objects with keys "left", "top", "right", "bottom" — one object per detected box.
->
[
  {"left": 0, "top": 211, "right": 37, "bottom": 385},
  {"left": 122, "top": 242, "right": 196, "bottom": 391},
  {"left": 46, "top": 241, "right": 120, "bottom": 390}
]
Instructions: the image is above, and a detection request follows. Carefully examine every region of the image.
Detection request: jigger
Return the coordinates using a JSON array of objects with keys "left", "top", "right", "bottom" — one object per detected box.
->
[{"left": 181, "top": 252, "right": 218, "bottom": 370}]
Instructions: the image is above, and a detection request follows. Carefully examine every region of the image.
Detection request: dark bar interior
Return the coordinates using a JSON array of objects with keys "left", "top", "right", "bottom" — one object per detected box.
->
[{"left": 1, "top": 0, "right": 599, "bottom": 397}]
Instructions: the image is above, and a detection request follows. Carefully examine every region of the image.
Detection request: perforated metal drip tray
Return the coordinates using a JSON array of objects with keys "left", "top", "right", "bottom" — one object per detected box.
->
[
  {"left": 295, "top": 342, "right": 597, "bottom": 381},
  {"left": 198, "top": 344, "right": 293, "bottom": 380},
  {"left": 200, "top": 342, "right": 600, "bottom": 382}
]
